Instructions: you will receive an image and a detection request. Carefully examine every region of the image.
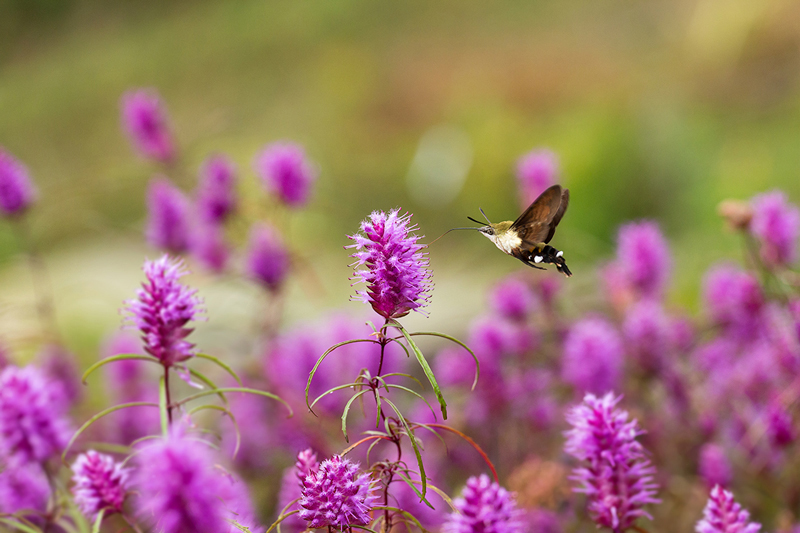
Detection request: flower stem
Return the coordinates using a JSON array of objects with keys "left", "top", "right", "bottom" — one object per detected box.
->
[{"left": 164, "top": 365, "right": 173, "bottom": 425}]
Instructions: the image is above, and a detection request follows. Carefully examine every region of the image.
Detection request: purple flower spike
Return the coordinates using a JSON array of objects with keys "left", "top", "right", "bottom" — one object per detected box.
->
[
  {"left": 246, "top": 223, "right": 290, "bottom": 292},
  {"left": 120, "top": 89, "right": 175, "bottom": 162},
  {"left": 562, "top": 318, "right": 623, "bottom": 395},
  {"left": 0, "top": 461, "right": 49, "bottom": 514},
  {"left": 0, "top": 148, "right": 37, "bottom": 217},
  {"left": 699, "top": 443, "right": 732, "bottom": 489},
  {"left": 277, "top": 449, "right": 320, "bottom": 533},
  {"left": 516, "top": 149, "right": 559, "bottom": 209},
  {"left": 443, "top": 474, "right": 523, "bottom": 533},
  {"left": 255, "top": 142, "right": 317, "bottom": 208},
  {"left": 124, "top": 255, "right": 203, "bottom": 367},
  {"left": 489, "top": 276, "right": 536, "bottom": 321},
  {"left": 614, "top": 221, "right": 671, "bottom": 299},
  {"left": 703, "top": 264, "right": 763, "bottom": 339},
  {"left": 197, "top": 155, "right": 237, "bottom": 223},
  {"left": 71, "top": 450, "right": 131, "bottom": 521},
  {"left": 191, "top": 222, "right": 230, "bottom": 274},
  {"left": 145, "top": 176, "right": 192, "bottom": 254},
  {"left": 565, "top": 392, "right": 659, "bottom": 533},
  {"left": 0, "top": 365, "right": 72, "bottom": 464},
  {"left": 622, "top": 299, "right": 672, "bottom": 373},
  {"left": 295, "top": 448, "right": 319, "bottom": 482},
  {"left": 750, "top": 190, "right": 800, "bottom": 268},
  {"left": 348, "top": 209, "right": 432, "bottom": 320},
  {"left": 696, "top": 486, "right": 761, "bottom": 533},
  {"left": 299, "top": 455, "right": 376, "bottom": 528}
]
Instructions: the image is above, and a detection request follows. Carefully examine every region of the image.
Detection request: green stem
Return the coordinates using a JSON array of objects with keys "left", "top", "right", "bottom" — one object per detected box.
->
[{"left": 164, "top": 365, "right": 173, "bottom": 425}]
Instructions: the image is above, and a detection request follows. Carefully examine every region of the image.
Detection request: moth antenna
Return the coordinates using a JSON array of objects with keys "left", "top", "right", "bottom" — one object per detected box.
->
[
  {"left": 478, "top": 207, "right": 492, "bottom": 224},
  {"left": 467, "top": 216, "right": 485, "bottom": 226},
  {"left": 428, "top": 227, "right": 480, "bottom": 246}
]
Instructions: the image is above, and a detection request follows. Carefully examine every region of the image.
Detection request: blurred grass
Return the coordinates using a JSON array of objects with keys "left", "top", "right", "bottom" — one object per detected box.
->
[{"left": 1, "top": 0, "right": 800, "bottom": 353}]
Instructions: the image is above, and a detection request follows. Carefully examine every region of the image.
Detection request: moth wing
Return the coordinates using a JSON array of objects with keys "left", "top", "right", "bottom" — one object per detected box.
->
[
  {"left": 511, "top": 185, "right": 564, "bottom": 244},
  {"left": 543, "top": 188, "right": 569, "bottom": 244}
]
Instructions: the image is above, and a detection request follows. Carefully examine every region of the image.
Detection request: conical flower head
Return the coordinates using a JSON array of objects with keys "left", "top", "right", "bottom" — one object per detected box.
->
[
  {"left": 254, "top": 142, "right": 317, "bottom": 208},
  {"left": 0, "top": 148, "right": 37, "bottom": 217},
  {"left": 245, "top": 223, "right": 290, "bottom": 292},
  {"left": 124, "top": 255, "right": 203, "bottom": 366},
  {"left": 696, "top": 486, "right": 761, "bottom": 533},
  {"left": 444, "top": 474, "right": 523, "bottom": 533},
  {"left": 120, "top": 89, "right": 175, "bottom": 162},
  {"left": 146, "top": 176, "right": 192, "bottom": 254},
  {"left": 516, "top": 148, "right": 559, "bottom": 209},
  {"left": 750, "top": 190, "right": 800, "bottom": 268},
  {"left": 565, "top": 392, "right": 659, "bottom": 533},
  {"left": 197, "top": 154, "right": 238, "bottom": 223},
  {"left": 71, "top": 450, "right": 131, "bottom": 521},
  {"left": 299, "top": 455, "right": 376, "bottom": 529},
  {"left": 348, "top": 209, "right": 432, "bottom": 320}
]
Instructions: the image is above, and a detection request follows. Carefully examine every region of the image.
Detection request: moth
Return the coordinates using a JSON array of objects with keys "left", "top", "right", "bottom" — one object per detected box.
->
[{"left": 468, "top": 184, "right": 572, "bottom": 277}]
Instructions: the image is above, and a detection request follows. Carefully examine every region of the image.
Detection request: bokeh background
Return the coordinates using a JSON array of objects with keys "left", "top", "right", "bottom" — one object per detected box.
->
[{"left": 1, "top": 0, "right": 800, "bottom": 368}]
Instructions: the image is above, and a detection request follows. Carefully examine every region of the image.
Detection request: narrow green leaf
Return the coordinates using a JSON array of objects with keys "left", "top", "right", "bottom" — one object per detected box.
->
[
  {"left": 392, "top": 323, "right": 447, "bottom": 420},
  {"left": 159, "top": 375, "right": 169, "bottom": 436},
  {"left": 382, "top": 397, "right": 426, "bottom": 498},
  {"left": 372, "top": 506, "right": 429, "bottom": 533},
  {"left": 176, "top": 388, "right": 293, "bottom": 417},
  {"left": 350, "top": 525, "right": 380, "bottom": 533},
  {"left": 385, "top": 336, "right": 412, "bottom": 358},
  {"left": 187, "top": 404, "right": 241, "bottom": 458},
  {"left": 81, "top": 354, "right": 159, "bottom": 384},
  {"left": 264, "top": 510, "right": 300, "bottom": 533},
  {"left": 380, "top": 372, "right": 423, "bottom": 388},
  {"left": 196, "top": 353, "right": 243, "bottom": 387},
  {"left": 385, "top": 384, "right": 436, "bottom": 418},
  {"left": 61, "top": 401, "right": 158, "bottom": 463},
  {"left": 305, "top": 338, "right": 379, "bottom": 415},
  {"left": 0, "top": 518, "right": 41, "bottom": 533},
  {"left": 411, "top": 331, "right": 479, "bottom": 390},
  {"left": 341, "top": 389, "right": 371, "bottom": 442},
  {"left": 188, "top": 368, "right": 228, "bottom": 406},
  {"left": 309, "top": 382, "right": 361, "bottom": 411},
  {"left": 394, "top": 470, "right": 435, "bottom": 510},
  {"left": 91, "top": 509, "right": 105, "bottom": 533}
]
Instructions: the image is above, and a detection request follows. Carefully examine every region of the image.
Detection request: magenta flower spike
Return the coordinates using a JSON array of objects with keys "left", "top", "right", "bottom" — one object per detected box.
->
[
  {"left": 565, "top": 393, "right": 659, "bottom": 533},
  {"left": 516, "top": 148, "right": 559, "bottom": 209},
  {"left": 124, "top": 255, "right": 203, "bottom": 367},
  {"left": 443, "top": 474, "right": 524, "bottom": 533},
  {"left": 71, "top": 450, "right": 131, "bottom": 521},
  {"left": 299, "top": 455, "right": 376, "bottom": 529},
  {"left": 0, "top": 148, "right": 37, "bottom": 217},
  {"left": 696, "top": 486, "right": 761, "bottom": 533},
  {"left": 562, "top": 317, "right": 624, "bottom": 395},
  {"left": 277, "top": 449, "right": 320, "bottom": 533},
  {"left": 749, "top": 190, "right": 800, "bottom": 268},
  {"left": 489, "top": 276, "right": 536, "bottom": 321},
  {"left": 254, "top": 142, "right": 317, "bottom": 208},
  {"left": 245, "top": 223, "right": 290, "bottom": 292},
  {"left": 622, "top": 299, "right": 673, "bottom": 373},
  {"left": 702, "top": 264, "right": 763, "bottom": 339},
  {"left": 120, "top": 89, "right": 175, "bottom": 162},
  {"left": 348, "top": 209, "right": 432, "bottom": 321},
  {"left": 613, "top": 221, "right": 671, "bottom": 300},
  {"left": 191, "top": 221, "right": 230, "bottom": 274},
  {"left": 0, "top": 461, "right": 49, "bottom": 514},
  {"left": 145, "top": 176, "right": 192, "bottom": 254},
  {"left": 197, "top": 154, "right": 238, "bottom": 223},
  {"left": 0, "top": 365, "right": 72, "bottom": 464},
  {"left": 698, "top": 443, "right": 733, "bottom": 489}
]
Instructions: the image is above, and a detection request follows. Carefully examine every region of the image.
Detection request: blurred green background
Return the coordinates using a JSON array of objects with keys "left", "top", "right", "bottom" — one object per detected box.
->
[{"left": 1, "top": 0, "right": 800, "bottom": 357}]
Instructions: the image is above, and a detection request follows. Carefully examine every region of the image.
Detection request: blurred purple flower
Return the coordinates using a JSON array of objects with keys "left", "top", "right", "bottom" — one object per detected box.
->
[
  {"left": 38, "top": 343, "right": 82, "bottom": 407},
  {"left": 443, "top": 474, "right": 523, "bottom": 533},
  {"left": 527, "top": 509, "right": 562, "bottom": 533},
  {"left": 276, "top": 449, "right": 320, "bottom": 533},
  {"left": 191, "top": 221, "right": 229, "bottom": 274},
  {"left": 612, "top": 221, "right": 671, "bottom": 300},
  {"left": 696, "top": 486, "right": 760, "bottom": 533},
  {"left": 217, "top": 470, "right": 263, "bottom": 533},
  {"left": 246, "top": 223, "right": 290, "bottom": 292},
  {"left": 622, "top": 299, "right": 672, "bottom": 373},
  {"left": 299, "top": 455, "right": 376, "bottom": 528},
  {"left": 196, "top": 154, "right": 237, "bottom": 223},
  {"left": 434, "top": 346, "right": 477, "bottom": 388},
  {"left": 393, "top": 474, "right": 448, "bottom": 530},
  {"left": 0, "top": 148, "right": 37, "bottom": 216},
  {"left": 564, "top": 392, "right": 659, "bottom": 533},
  {"left": 469, "top": 315, "right": 537, "bottom": 364},
  {"left": 562, "top": 318, "right": 623, "bottom": 395},
  {"left": 254, "top": 142, "right": 317, "bottom": 208},
  {"left": 120, "top": 89, "right": 175, "bottom": 162},
  {"left": 124, "top": 255, "right": 203, "bottom": 367},
  {"left": 146, "top": 176, "right": 192, "bottom": 253},
  {"left": 71, "top": 450, "right": 131, "bottom": 521},
  {"left": 348, "top": 209, "right": 431, "bottom": 320},
  {"left": 135, "top": 427, "right": 248, "bottom": 533},
  {"left": 0, "top": 365, "right": 72, "bottom": 464},
  {"left": 489, "top": 276, "right": 536, "bottom": 321},
  {"left": 767, "top": 402, "right": 795, "bottom": 448},
  {"left": 699, "top": 443, "right": 732, "bottom": 489},
  {"left": 0, "top": 461, "right": 49, "bottom": 514},
  {"left": 516, "top": 149, "right": 559, "bottom": 209},
  {"left": 221, "top": 386, "right": 277, "bottom": 470},
  {"left": 750, "top": 190, "right": 800, "bottom": 268},
  {"left": 703, "top": 265, "right": 764, "bottom": 339}
]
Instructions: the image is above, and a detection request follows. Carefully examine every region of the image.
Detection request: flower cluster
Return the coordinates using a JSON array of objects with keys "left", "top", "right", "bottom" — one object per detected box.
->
[
  {"left": 696, "top": 486, "right": 761, "bottom": 533},
  {"left": 0, "top": 147, "right": 37, "bottom": 217},
  {"left": 120, "top": 89, "right": 175, "bottom": 162},
  {"left": 299, "top": 455, "right": 376, "bottom": 529},
  {"left": 444, "top": 475, "right": 523, "bottom": 533},
  {"left": 516, "top": 148, "right": 559, "bottom": 208},
  {"left": 254, "top": 142, "right": 317, "bottom": 208},
  {"left": 71, "top": 450, "right": 131, "bottom": 521}
]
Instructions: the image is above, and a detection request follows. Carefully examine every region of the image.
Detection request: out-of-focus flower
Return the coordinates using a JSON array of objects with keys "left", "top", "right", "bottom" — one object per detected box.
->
[
  {"left": 196, "top": 154, "right": 237, "bottom": 223},
  {"left": 0, "top": 461, "right": 49, "bottom": 514},
  {"left": 622, "top": 300, "right": 672, "bottom": 373},
  {"left": 245, "top": 223, "right": 290, "bottom": 292},
  {"left": 611, "top": 221, "right": 671, "bottom": 300},
  {"left": 750, "top": 190, "right": 800, "bottom": 268},
  {"left": 71, "top": 450, "right": 131, "bottom": 521},
  {"left": 254, "top": 143, "right": 317, "bottom": 208},
  {"left": 696, "top": 486, "right": 761, "bottom": 533},
  {"left": 124, "top": 255, "right": 203, "bottom": 367},
  {"left": 276, "top": 449, "right": 320, "bottom": 533},
  {"left": 516, "top": 149, "right": 559, "bottom": 209},
  {"left": 703, "top": 265, "right": 764, "bottom": 339},
  {"left": 120, "top": 89, "right": 175, "bottom": 162},
  {"left": 0, "top": 148, "right": 37, "bottom": 216},
  {"left": 217, "top": 470, "right": 263, "bottom": 533},
  {"left": 299, "top": 455, "right": 376, "bottom": 528},
  {"left": 0, "top": 365, "right": 72, "bottom": 464},
  {"left": 38, "top": 343, "right": 82, "bottom": 407},
  {"left": 562, "top": 318, "right": 623, "bottom": 395},
  {"left": 348, "top": 209, "right": 431, "bottom": 320},
  {"left": 527, "top": 509, "right": 563, "bottom": 533},
  {"left": 135, "top": 427, "right": 250, "bottom": 533},
  {"left": 767, "top": 402, "right": 795, "bottom": 448},
  {"left": 443, "top": 474, "right": 523, "bottom": 533},
  {"left": 393, "top": 473, "right": 448, "bottom": 530},
  {"left": 564, "top": 392, "right": 659, "bottom": 532},
  {"left": 145, "top": 177, "right": 192, "bottom": 254},
  {"left": 489, "top": 276, "right": 536, "bottom": 321},
  {"left": 698, "top": 443, "right": 732, "bottom": 489},
  {"left": 191, "top": 222, "right": 229, "bottom": 274}
]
